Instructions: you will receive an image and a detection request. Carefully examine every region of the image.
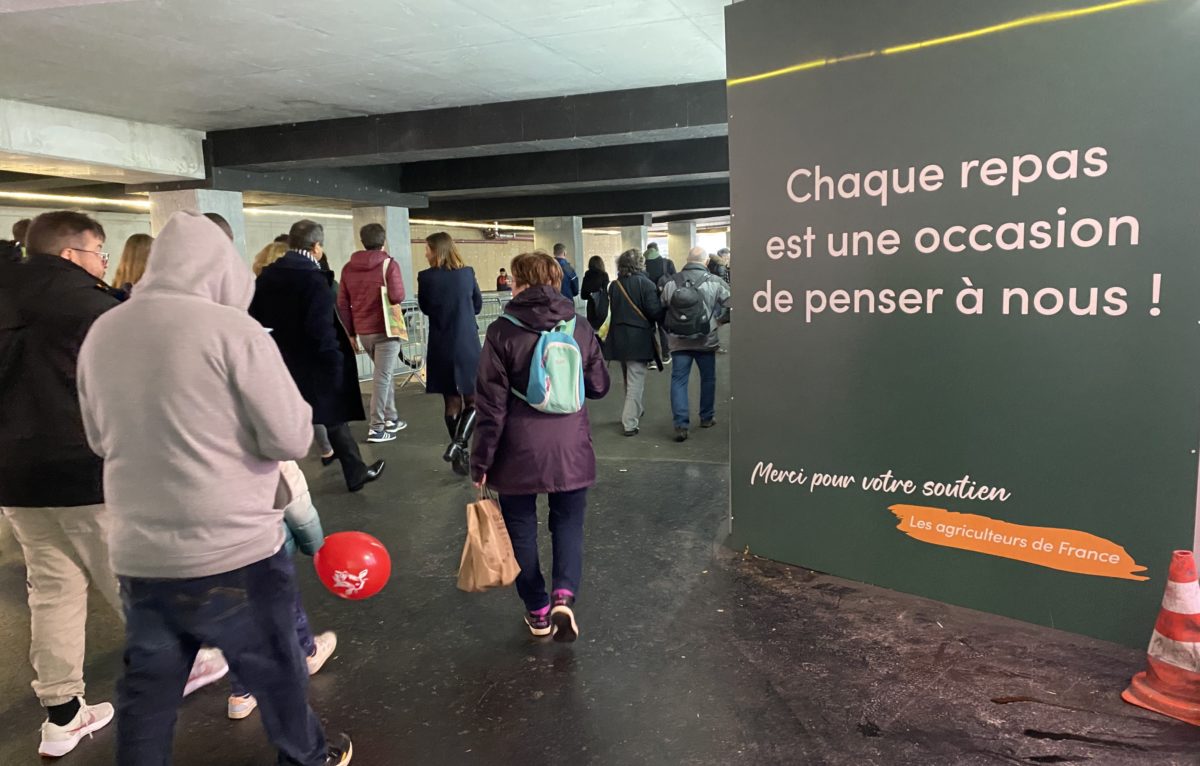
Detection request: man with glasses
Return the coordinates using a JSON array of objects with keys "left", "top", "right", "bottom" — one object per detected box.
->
[{"left": 0, "top": 211, "right": 227, "bottom": 757}]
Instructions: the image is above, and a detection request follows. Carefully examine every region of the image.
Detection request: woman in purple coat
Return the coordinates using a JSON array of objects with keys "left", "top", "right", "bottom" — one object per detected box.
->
[
  {"left": 471, "top": 252, "right": 610, "bottom": 641},
  {"left": 417, "top": 232, "right": 483, "bottom": 474}
]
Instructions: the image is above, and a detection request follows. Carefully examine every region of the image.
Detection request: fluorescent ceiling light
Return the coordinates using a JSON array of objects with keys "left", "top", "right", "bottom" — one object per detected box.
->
[{"left": 0, "top": 190, "right": 150, "bottom": 209}]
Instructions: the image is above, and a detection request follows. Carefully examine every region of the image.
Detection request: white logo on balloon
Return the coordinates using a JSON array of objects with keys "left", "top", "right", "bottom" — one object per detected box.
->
[{"left": 332, "top": 568, "right": 369, "bottom": 597}]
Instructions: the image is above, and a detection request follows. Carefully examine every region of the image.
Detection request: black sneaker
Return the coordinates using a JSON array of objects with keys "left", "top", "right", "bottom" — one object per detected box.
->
[
  {"left": 674, "top": 428, "right": 689, "bottom": 442},
  {"left": 550, "top": 594, "right": 579, "bottom": 643},
  {"left": 700, "top": 420, "right": 716, "bottom": 429},
  {"left": 524, "top": 609, "right": 552, "bottom": 637},
  {"left": 324, "top": 733, "right": 353, "bottom": 765},
  {"left": 623, "top": 427, "right": 639, "bottom": 437}
]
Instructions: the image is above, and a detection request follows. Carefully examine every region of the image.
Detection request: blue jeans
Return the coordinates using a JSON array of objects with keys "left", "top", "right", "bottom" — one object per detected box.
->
[
  {"left": 229, "top": 589, "right": 316, "bottom": 697},
  {"left": 117, "top": 547, "right": 326, "bottom": 766},
  {"left": 499, "top": 489, "right": 587, "bottom": 612},
  {"left": 670, "top": 350, "right": 717, "bottom": 428}
]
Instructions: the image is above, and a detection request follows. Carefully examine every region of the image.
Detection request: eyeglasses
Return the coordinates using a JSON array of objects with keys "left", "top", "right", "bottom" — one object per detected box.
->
[{"left": 70, "top": 247, "right": 109, "bottom": 266}]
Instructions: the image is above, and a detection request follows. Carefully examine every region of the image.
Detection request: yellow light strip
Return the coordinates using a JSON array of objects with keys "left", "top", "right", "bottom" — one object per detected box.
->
[
  {"left": 243, "top": 208, "right": 351, "bottom": 220},
  {"left": 0, "top": 189, "right": 151, "bottom": 209},
  {"left": 884, "top": 0, "right": 1155, "bottom": 54},
  {"left": 728, "top": 0, "right": 1160, "bottom": 86},
  {"left": 410, "top": 217, "right": 534, "bottom": 232}
]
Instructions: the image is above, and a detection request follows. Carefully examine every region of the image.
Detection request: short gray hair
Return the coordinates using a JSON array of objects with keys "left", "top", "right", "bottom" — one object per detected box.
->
[
  {"left": 616, "top": 249, "right": 645, "bottom": 278},
  {"left": 687, "top": 246, "right": 706, "bottom": 264}
]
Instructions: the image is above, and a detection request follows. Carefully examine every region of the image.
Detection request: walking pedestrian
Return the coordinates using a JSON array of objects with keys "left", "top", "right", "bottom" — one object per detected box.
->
[
  {"left": 471, "top": 252, "right": 609, "bottom": 640},
  {"left": 226, "top": 462, "right": 337, "bottom": 722},
  {"left": 581, "top": 255, "right": 610, "bottom": 331},
  {"left": 112, "top": 233, "right": 152, "bottom": 297},
  {"left": 76, "top": 211, "right": 351, "bottom": 765},
  {"left": 0, "top": 211, "right": 226, "bottom": 758},
  {"left": 417, "top": 231, "right": 483, "bottom": 475},
  {"left": 661, "top": 247, "right": 731, "bottom": 442},
  {"left": 604, "top": 249, "right": 664, "bottom": 436},
  {"left": 338, "top": 223, "right": 408, "bottom": 443},
  {"left": 250, "top": 220, "right": 384, "bottom": 493},
  {"left": 553, "top": 242, "right": 580, "bottom": 301},
  {"left": 642, "top": 242, "right": 676, "bottom": 363}
]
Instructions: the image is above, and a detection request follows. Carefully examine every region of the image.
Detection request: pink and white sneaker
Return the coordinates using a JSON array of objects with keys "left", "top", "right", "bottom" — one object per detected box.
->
[
  {"left": 183, "top": 647, "right": 229, "bottom": 696},
  {"left": 38, "top": 698, "right": 113, "bottom": 757}
]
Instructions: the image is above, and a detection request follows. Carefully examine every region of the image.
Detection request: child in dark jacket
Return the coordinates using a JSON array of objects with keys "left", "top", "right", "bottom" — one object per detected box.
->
[
  {"left": 226, "top": 462, "right": 338, "bottom": 720},
  {"left": 471, "top": 252, "right": 610, "bottom": 641}
]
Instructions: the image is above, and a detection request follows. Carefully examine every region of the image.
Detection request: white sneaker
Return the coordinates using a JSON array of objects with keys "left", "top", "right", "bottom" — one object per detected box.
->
[
  {"left": 307, "top": 631, "right": 337, "bottom": 676},
  {"left": 183, "top": 647, "right": 229, "bottom": 696},
  {"left": 39, "top": 699, "right": 113, "bottom": 757},
  {"left": 227, "top": 694, "right": 258, "bottom": 720},
  {"left": 385, "top": 420, "right": 407, "bottom": 434}
]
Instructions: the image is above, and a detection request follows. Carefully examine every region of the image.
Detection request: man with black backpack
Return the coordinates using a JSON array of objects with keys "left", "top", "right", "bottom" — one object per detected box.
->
[{"left": 660, "top": 247, "right": 731, "bottom": 442}]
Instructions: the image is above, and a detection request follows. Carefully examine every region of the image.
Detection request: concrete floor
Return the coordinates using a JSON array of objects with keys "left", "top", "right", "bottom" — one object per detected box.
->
[{"left": 2, "top": 332, "right": 1199, "bottom": 764}]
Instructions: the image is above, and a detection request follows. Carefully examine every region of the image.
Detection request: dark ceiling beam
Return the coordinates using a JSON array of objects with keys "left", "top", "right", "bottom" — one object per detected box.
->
[
  {"left": 208, "top": 81, "right": 727, "bottom": 169},
  {"left": 400, "top": 138, "right": 728, "bottom": 196},
  {"left": 654, "top": 209, "right": 730, "bottom": 224},
  {"left": 422, "top": 183, "right": 728, "bottom": 221},
  {"left": 582, "top": 214, "right": 653, "bottom": 228},
  {"left": 128, "top": 165, "right": 425, "bottom": 209}
]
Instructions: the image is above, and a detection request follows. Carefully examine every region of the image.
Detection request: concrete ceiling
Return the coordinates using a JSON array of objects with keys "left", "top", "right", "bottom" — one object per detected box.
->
[{"left": 0, "top": 0, "right": 730, "bottom": 131}]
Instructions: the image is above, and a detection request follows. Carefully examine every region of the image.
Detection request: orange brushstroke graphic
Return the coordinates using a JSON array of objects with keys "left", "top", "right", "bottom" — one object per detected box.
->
[{"left": 889, "top": 504, "right": 1149, "bottom": 581}]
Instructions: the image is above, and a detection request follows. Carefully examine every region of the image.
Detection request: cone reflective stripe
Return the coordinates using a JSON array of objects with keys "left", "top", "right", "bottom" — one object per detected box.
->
[{"left": 1122, "top": 550, "right": 1200, "bottom": 726}]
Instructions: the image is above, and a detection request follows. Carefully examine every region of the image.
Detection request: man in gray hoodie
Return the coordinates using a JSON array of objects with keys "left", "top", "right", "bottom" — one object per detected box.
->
[{"left": 77, "top": 211, "right": 352, "bottom": 765}]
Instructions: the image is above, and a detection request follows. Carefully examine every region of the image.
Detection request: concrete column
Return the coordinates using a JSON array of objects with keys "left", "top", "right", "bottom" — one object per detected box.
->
[
  {"left": 352, "top": 206, "right": 413, "bottom": 299},
  {"left": 667, "top": 221, "right": 697, "bottom": 264},
  {"left": 619, "top": 225, "right": 648, "bottom": 255},
  {"left": 534, "top": 216, "right": 585, "bottom": 275},
  {"left": 149, "top": 189, "right": 246, "bottom": 259}
]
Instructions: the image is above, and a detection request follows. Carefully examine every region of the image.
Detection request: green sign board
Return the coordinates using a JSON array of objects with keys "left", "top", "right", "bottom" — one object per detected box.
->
[{"left": 726, "top": 0, "right": 1200, "bottom": 646}]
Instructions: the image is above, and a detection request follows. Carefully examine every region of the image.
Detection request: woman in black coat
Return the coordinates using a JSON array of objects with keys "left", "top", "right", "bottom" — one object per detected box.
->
[
  {"left": 605, "top": 249, "right": 664, "bottom": 437},
  {"left": 580, "top": 255, "right": 609, "bottom": 331},
  {"left": 417, "top": 231, "right": 483, "bottom": 474},
  {"left": 249, "top": 222, "right": 383, "bottom": 492}
]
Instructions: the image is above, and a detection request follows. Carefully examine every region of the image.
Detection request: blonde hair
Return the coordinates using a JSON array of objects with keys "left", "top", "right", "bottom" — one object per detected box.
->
[
  {"left": 510, "top": 251, "right": 562, "bottom": 291},
  {"left": 425, "top": 231, "right": 464, "bottom": 270},
  {"left": 252, "top": 241, "right": 288, "bottom": 276},
  {"left": 112, "top": 233, "right": 153, "bottom": 287}
]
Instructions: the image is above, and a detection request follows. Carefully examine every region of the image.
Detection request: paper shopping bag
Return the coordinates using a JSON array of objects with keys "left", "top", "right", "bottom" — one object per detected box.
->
[
  {"left": 457, "top": 492, "right": 520, "bottom": 592},
  {"left": 380, "top": 258, "right": 409, "bottom": 340}
]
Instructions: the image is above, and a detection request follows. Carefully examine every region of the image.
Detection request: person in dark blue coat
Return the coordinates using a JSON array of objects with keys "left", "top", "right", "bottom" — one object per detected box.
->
[
  {"left": 249, "top": 220, "right": 385, "bottom": 492},
  {"left": 417, "top": 231, "right": 482, "bottom": 475}
]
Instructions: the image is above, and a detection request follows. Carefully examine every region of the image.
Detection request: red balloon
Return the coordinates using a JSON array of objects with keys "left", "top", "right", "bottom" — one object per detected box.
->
[{"left": 314, "top": 531, "right": 391, "bottom": 600}]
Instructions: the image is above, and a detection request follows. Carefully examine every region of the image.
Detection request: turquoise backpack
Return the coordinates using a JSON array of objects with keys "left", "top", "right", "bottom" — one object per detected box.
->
[{"left": 501, "top": 315, "right": 585, "bottom": 414}]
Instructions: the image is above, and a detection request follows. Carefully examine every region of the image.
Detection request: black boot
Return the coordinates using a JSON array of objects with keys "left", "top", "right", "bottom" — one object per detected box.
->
[
  {"left": 444, "top": 415, "right": 458, "bottom": 441},
  {"left": 445, "top": 408, "right": 477, "bottom": 475}
]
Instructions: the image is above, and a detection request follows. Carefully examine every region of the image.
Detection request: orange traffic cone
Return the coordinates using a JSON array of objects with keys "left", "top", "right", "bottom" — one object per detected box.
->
[{"left": 1122, "top": 550, "right": 1200, "bottom": 726}]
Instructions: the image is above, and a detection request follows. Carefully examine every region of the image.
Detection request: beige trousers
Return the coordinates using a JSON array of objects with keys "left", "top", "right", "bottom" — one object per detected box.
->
[{"left": 2, "top": 505, "right": 121, "bottom": 706}]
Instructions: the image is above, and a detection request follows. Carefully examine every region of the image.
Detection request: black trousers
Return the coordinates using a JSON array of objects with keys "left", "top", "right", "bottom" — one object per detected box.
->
[{"left": 325, "top": 422, "right": 368, "bottom": 489}]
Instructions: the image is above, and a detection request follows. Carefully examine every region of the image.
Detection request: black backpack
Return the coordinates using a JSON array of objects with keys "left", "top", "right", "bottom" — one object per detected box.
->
[{"left": 665, "top": 271, "right": 712, "bottom": 338}]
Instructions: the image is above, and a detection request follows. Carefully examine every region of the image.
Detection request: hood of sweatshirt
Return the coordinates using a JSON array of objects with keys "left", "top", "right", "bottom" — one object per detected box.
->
[
  {"left": 343, "top": 249, "right": 390, "bottom": 272},
  {"left": 504, "top": 284, "right": 577, "bottom": 330},
  {"left": 137, "top": 211, "right": 254, "bottom": 310},
  {"left": 643, "top": 248, "right": 662, "bottom": 260}
]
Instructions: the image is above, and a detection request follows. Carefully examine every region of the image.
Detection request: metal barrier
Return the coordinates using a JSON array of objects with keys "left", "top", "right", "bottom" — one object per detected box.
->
[{"left": 355, "top": 292, "right": 513, "bottom": 386}]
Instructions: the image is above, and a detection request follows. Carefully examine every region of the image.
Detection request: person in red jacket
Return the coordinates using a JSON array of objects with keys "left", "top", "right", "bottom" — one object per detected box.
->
[{"left": 337, "top": 223, "right": 407, "bottom": 443}]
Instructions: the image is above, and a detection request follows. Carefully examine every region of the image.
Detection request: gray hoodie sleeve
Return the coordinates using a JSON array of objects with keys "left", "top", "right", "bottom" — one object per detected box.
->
[{"left": 234, "top": 330, "right": 314, "bottom": 461}]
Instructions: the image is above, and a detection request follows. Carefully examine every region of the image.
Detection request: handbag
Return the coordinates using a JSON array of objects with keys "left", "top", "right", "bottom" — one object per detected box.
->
[
  {"left": 614, "top": 278, "right": 663, "bottom": 371},
  {"left": 380, "top": 258, "right": 409, "bottom": 341},
  {"left": 457, "top": 487, "right": 520, "bottom": 592}
]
